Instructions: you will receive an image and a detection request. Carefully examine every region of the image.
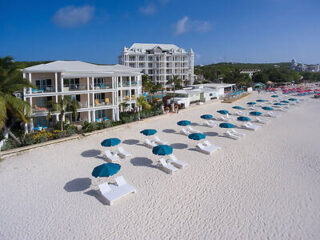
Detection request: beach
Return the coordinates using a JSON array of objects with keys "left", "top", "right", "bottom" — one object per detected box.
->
[{"left": 0, "top": 92, "right": 319, "bottom": 240}]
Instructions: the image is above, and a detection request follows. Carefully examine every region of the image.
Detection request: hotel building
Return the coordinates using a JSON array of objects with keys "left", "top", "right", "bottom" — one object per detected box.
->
[
  {"left": 119, "top": 43, "right": 195, "bottom": 86},
  {"left": 22, "top": 61, "right": 142, "bottom": 130}
]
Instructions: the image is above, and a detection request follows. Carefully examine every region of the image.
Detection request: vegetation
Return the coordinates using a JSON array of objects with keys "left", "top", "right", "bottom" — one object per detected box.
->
[
  {"left": 142, "top": 74, "right": 163, "bottom": 93},
  {"left": 0, "top": 56, "right": 34, "bottom": 144}
]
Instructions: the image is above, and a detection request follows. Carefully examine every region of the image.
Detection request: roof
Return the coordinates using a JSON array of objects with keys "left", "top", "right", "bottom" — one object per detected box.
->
[
  {"left": 125, "top": 43, "right": 187, "bottom": 54},
  {"left": 23, "top": 61, "right": 142, "bottom": 75}
]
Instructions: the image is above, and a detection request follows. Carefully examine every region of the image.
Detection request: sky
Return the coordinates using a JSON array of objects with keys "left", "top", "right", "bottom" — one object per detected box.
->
[{"left": 0, "top": 0, "right": 319, "bottom": 65}]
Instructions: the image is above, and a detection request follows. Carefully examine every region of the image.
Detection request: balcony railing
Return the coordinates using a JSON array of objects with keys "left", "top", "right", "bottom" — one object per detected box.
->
[
  {"left": 94, "top": 98, "right": 112, "bottom": 106},
  {"left": 30, "top": 86, "right": 55, "bottom": 94},
  {"left": 63, "top": 84, "right": 87, "bottom": 92},
  {"left": 92, "top": 83, "right": 112, "bottom": 90}
]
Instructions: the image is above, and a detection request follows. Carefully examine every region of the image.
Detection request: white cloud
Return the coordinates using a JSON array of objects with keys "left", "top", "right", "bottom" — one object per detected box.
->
[
  {"left": 174, "top": 16, "right": 212, "bottom": 35},
  {"left": 53, "top": 5, "right": 94, "bottom": 28},
  {"left": 139, "top": 4, "right": 156, "bottom": 15},
  {"left": 175, "top": 16, "right": 189, "bottom": 35}
]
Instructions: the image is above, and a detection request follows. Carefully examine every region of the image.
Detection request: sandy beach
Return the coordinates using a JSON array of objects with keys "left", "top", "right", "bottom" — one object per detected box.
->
[{"left": 0, "top": 91, "right": 319, "bottom": 240}]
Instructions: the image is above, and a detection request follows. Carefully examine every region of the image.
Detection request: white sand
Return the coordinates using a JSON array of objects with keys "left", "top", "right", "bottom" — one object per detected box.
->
[{"left": 0, "top": 92, "right": 320, "bottom": 240}]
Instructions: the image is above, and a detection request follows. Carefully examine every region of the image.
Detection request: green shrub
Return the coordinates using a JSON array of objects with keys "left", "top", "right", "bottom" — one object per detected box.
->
[{"left": 1, "top": 138, "right": 19, "bottom": 151}]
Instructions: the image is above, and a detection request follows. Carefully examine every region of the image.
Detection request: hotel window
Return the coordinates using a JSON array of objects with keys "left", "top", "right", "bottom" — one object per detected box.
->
[
  {"left": 35, "top": 79, "right": 52, "bottom": 90},
  {"left": 148, "top": 63, "right": 152, "bottom": 68},
  {"left": 148, "top": 56, "right": 153, "bottom": 61},
  {"left": 64, "top": 78, "right": 79, "bottom": 87},
  {"left": 94, "top": 78, "right": 105, "bottom": 87}
]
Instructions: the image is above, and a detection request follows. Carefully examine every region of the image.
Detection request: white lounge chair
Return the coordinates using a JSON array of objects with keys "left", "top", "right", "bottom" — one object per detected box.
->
[
  {"left": 224, "top": 131, "right": 240, "bottom": 140},
  {"left": 264, "top": 112, "right": 276, "bottom": 118},
  {"left": 158, "top": 158, "right": 178, "bottom": 174},
  {"left": 234, "top": 110, "right": 245, "bottom": 116},
  {"left": 231, "top": 129, "right": 246, "bottom": 137},
  {"left": 180, "top": 128, "right": 191, "bottom": 136},
  {"left": 118, "top": 146, "right": 132, "bottom": 158},
  {"left": 187, "top": 126, "right": 202, "bottom": 133},
  {"left": 153, "top": 136, "right": 168, "bottom": 145},
  {"left": 248, "top": 106, "right": 256, "bottom": 110},
  {"left": 196, "top": 142, "right": 220, "bottom": 155},
  {"left": 242, "top": 122, "right": 260, "bottom": 131},
  {"left": 204, "top": 120, "right": 216, "bottom": 128},
  {"left": 218, "top": 115, "right": 231, "bottom": 122},
  {"left": 104, "top": 150, "right": 120, "bottom": 162},
  {"left": 168, "top": 155, "right": 188, "bottom": 169},
  {"left": 255, "top": 117, "right": 267, "bottom": 124},
  {"left": 144, "top": 139, "right": 157, "bottom": 148},
  {"left": 98, "top": 176, "right": 136, "bottom": 206}
]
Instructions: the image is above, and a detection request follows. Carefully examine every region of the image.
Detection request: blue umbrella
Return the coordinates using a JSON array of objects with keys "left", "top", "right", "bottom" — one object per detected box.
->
[
  {"left": 237, "top": 116, "right": 251, "bottom": 122},
  {"left": 92, "top": 163, "right": 121, "bottom": 178},
  {"left": 219, "top": 123, "right": 235, "bottom": 128},
  {"left": 217, "top": 110, "right": 229, "bottom": 115},
  {"left": 232, "top": 106, "right": 244, "bottom": 110},
  {"left": 256, "top": 99, "right": 267, "bottom": 102},
  {"left": 140, "top": 129, "right": 157, "bottom": 136},
  {"left": 188, "top": 133, "right": 206, "bottom": 140},
  {"left": 177, "top": 120, "right": 191, "bottom": 126},
  {"left": 152, "top": 145, "right": 173, "bottom": 155},
  {"left": 288, "top": 98, "right": 297, "bottom": 101},
  {"left": 101, "top": 138, "right": 121, "bottom": 147},
  {"left": 247, "top": 102, "right": 256, "bottom": 105},
  {"left": 271, "top": 95, "right": 279, "bottom": 98},
  {"left": 281, "top": 100, "right": 290, "bottom": 104},
  {"left": 273, "top": 103, "right": 285, "bottom": 106},
  {"left": 200, "top": 114, "right": 213, "bottom": 119},
  {"left": 249, "top": 111, "right": 262, "bottom": 116},
  {"left": 262, "top": 106, "right": 274, "bottom": 111}
]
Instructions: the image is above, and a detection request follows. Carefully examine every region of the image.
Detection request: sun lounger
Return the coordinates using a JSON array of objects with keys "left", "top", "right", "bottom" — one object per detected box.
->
[
  {"left": 233, "top": 110, "right": 245, "bottom": 116},
  {"left": 187, "top": 126, "right": 202, "bottom": 133},
  {"left": 117, "top": 146, "right": 132, "bottom": 158},
  {"left": 98, "top": 176, "right": 136, "bottom": 205},
  {"left": 248, "top": 106, "right": 256, "bottom": 110},
  {"left": 231, "top": 129, "right": 246, "bottom": 137},
  {"left": 218, "top": 115, "right": 231, "bottom": 122},
  {"left": 168, "top": 155, "right": 188, "bottom": 169},
  {"left": 204, "top": 120, "right": 216, "bottom": 128},
  {"left": 255, "top": 117, "right": 267, "bottom": 124},
  {"left": 196, "top": 142, "right": 220, "bottom": 155},
  {"left": 264, "top": 112, "right": 276, "bottom": 118},
  {"left": 153, "top": 136, "right": 168, "bottom": 145},
  {"left": 242, "top": 122, "right": 260, "bottom": 131},
  {"left": 180, "top": 128, "right": 191, "bottom": 136},
  {"left": 104, "top": 150, "right": 120, "bottom": 162},
  {"left": 144, "top": 139, "right": 157, "bottom": 148},
  {"left": 158, "top": 158, "right": 178, "bottom": 174},
  {"left": 224, "top": 131, "right": 241, "bottom": 140}
]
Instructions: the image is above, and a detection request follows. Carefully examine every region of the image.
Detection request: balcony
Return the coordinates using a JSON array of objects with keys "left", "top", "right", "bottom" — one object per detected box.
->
[
  {"left": 63, "top": 84, "right": 87, "bottom": 92},
  {"left": 30, "top": 85, "right": 55, "bottom": 94},
  {"left": 92, "top": 83, "right": 112, "bottom": 90},
  {"left": 94, "top": 98, "right": 112, "bottom": 107}
]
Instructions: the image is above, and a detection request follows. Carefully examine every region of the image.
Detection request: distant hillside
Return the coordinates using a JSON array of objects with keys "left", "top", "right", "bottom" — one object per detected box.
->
[
  {"left": 195, "top": 62, "right": 291, "bottom": 81},
  {"left": 15, "top": 61, "right": 52, "bottom": 69}
]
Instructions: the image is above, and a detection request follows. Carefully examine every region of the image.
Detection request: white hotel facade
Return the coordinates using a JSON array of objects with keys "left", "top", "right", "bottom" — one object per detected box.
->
[
  {"left": 119, "top": 43, "right": 195, "bottom": 86},
  {"left": 22, "top": 61, "right": 142, "bottom": 130}
]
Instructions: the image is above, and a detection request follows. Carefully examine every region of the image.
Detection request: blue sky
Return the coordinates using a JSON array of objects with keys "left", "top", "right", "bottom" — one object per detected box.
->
[{"left": 1, "top": 0, "right": 319, "bottom": 65}]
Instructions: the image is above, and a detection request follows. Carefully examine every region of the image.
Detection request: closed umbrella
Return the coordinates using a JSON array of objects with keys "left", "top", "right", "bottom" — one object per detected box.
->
[
  {"left": 200, "top": 114, "right": 213, "bottom": 119},
  {"left": 271, "top": 95, "right": 279, "bottom": 98},
  {"left": 177, "top": 120, "right": 191, "bottom": 126},
  {"left": 188, "top": 133, "right": 206, "bottom": 140},
  {"left": 101, "top": 138, "right": 121, "bottom": 147},
  {"left": 288, "top": 98, "right": 297, "bottom": 101},
  {"left": 249, "top": 111, "right": 262, "bottom": 116},
  {"left": 247, "top": 102, "right": 256, "bottom": 105},
  {"left": 256, "top": 99, "right": 267, "bottom": 102},
  {"left": 92, "top": 163, "right": 121, "bottom": 178},
  {"left": 140, "top": 129, "right": 157, "bottom": 136},
  {"left": 152, "top": 145, "right": 173, "bottom": 155},
  {"left": 237, "top": 116, "right": 251, "bottom": 122}
]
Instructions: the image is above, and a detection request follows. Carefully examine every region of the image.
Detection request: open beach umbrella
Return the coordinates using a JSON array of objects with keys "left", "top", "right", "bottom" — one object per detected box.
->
[
  {"left": 177, "top": 120, "right": 191, "bottom": 126},
  {"left": 217, "top": 110, "right": 229, "bottom": 115},
  {"left": 140, "top": 129, "right": 157, "bottom": 136},
  {"left": 262, "top": 106, "right": 274, "bottom": 111},
  {"left": 237, "top": 116, "right": 251, "bottom": 122},
  {"left": 249, "top": 111, "right": 262, "bottom": 116},
  {"left": 188, "top": 133, "right": 206, "bottom": 140},
  {"left": 152, "top": 145, "right": 173, "bottom": 156},
  {"left": 288, "top": 98, "right": 297, "bottom": 101},
  {"left": 247, "top": 102, "right": 256, "bottom": 105},
  {"left": 271, "top": 95, "right": 279, "bottom": 98},
  {"left": 281, "top": 100, "right": 290, "bottom": 104},
  {"left": 256, "top": 99, "right": 267, "bottom": 102},
  {"left": 101, "top": 138, "right": 121, "bottom": 147},
  {"left": 201, "top": 114, "right": 213, "bottom": 119},
  {"left": 219, "top": 123, "right": 235, "bottom": 129},
  {"left": 232, "top": 106, "right": 244, "bottom": 110},
  {"left": 92, "top": 163, "right": 121, "bottom": 178}
]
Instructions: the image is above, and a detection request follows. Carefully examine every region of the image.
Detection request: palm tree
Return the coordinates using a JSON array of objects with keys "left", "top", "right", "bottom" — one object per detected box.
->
[
  {"left": 119, "top": 101, "right": 130, "bottom": 112},
  {"left": 136, "top": 96, "right": 151, "bottom": 120},
  {"left": 53, "top": 96, "right": 79, "bottom": 131},
  {"left": 0, "top": 56, "right": 33, "bottom": 144},
  {"left": 167, "top": 75, "right": 182, "bottom": 109}
]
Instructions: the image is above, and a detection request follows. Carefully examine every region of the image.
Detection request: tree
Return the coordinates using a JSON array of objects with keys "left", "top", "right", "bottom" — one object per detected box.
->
[
  {"left": 53, "top": 96, "right": 79, "bottom": 131},
  {"left": 223, "top": 70, "right": 252, "bottom": 88},
  {"left": 119, "top": 101, "right": 129, "bottom": 112},
  {"left": 0, "top": 56, "right": 33, "bottom": 144},
  {"left": 252, "top": 72, "right": 269, "bottom": 84},
  {"left": 136, "top": 96, "right": 151, "bottom": 120},
  {"left": 142, "top": 74, "right": 153, "bottom": 93}
]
